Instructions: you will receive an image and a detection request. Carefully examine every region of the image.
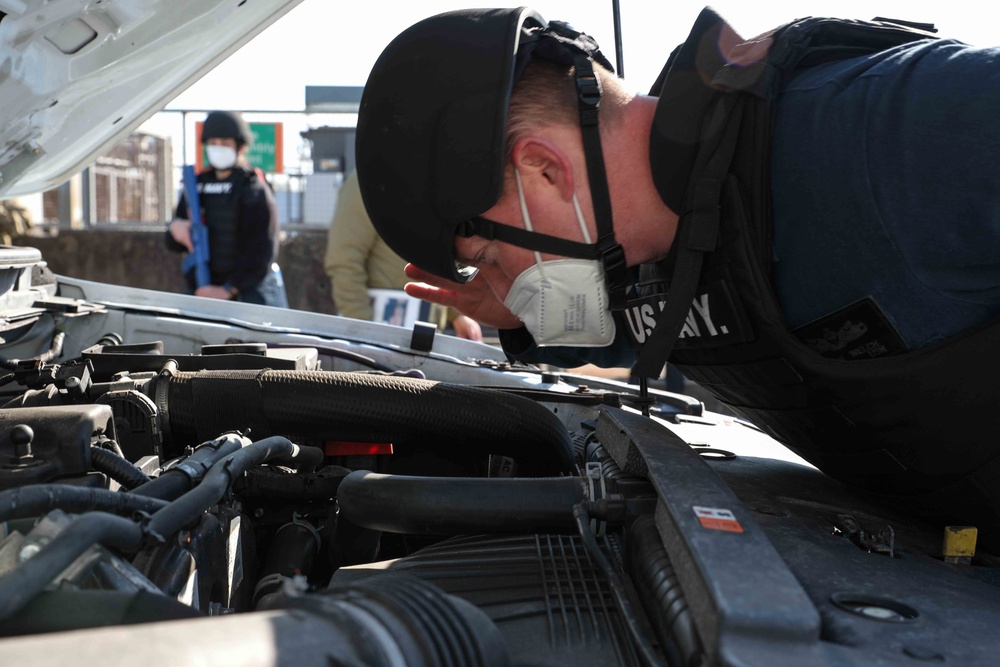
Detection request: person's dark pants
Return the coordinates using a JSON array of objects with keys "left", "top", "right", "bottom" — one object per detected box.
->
[{"left": 185, "top": 263, "right": 289, "bottom": 308}]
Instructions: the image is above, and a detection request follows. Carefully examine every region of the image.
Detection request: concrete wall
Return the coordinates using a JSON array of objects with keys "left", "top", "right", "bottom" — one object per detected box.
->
[{"left": 21, "top": 227, "right": 337, "bottom": 315}]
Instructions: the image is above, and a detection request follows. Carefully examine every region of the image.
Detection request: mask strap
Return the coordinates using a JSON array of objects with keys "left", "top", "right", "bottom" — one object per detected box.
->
[
  {"left": 513, "top": 170, "right": 597, "bottom": 271},
  {"left": 572, "top": 193, "right": 592, "bottom": 244},
  {"left": 513, "top": 170, "right": 545, "bottom": 274}
]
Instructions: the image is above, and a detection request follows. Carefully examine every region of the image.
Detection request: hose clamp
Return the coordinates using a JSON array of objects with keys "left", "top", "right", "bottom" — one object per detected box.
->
[{"left": 585, "top": 461, "right": 607, "bottom": 537}]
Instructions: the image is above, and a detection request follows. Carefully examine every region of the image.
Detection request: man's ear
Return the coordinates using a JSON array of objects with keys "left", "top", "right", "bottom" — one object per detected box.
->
[{"left": 510, "top": 136, "right": 575, "bottom": 202}]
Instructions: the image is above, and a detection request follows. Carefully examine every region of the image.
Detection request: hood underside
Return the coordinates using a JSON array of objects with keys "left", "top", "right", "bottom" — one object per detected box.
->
[{"left": 0, "top": 0, "right": 303, "bottom": 198}]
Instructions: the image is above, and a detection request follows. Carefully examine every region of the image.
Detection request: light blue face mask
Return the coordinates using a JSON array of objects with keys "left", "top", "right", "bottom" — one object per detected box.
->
[{"left": 502, "top": 170, "right": 616, "bottom": 347}]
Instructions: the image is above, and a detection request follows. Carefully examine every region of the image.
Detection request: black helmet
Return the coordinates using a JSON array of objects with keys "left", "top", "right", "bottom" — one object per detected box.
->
[
  {"left": 201, "top": 110, "right": 251, "bottom": 147},
  {"left": 356, "top": 7, "right": 616, "bottom": 284}
]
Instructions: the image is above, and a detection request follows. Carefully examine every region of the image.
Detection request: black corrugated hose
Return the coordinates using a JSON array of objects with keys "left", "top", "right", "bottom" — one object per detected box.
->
[
  {"left": 627, "top": 514, "right": 702, "bottom": 666},
  {"left": 164, "top": 369, "right": 574, "bottom": 476}
]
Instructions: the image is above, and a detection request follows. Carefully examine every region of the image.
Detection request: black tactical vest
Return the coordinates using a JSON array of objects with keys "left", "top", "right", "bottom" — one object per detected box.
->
[
  {"left": 636, "top": 9, "right": 1000, "bottom": 526},
  {"left": 197, "top": 167, "right": 254, "bottom": 281}
]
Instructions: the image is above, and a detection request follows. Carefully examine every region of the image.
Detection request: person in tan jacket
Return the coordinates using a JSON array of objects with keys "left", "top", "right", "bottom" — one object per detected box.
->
[{"left": 324, "top": 170, "right": 482, "bottom": 340}]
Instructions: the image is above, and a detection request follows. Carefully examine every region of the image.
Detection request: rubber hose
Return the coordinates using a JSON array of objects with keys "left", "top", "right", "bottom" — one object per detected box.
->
[
  {"left": 0, "top": 484, "right": 167, "bottom": 523},
  {"left": 95, "top": 436, "right": 126, "bottom": 459},
  {"left": 129, "top": 433, "right": 248, "bottom": 500},
  {"left": 627, "top": 514, "right": 702, "bottom": 667},
  {"left": 90, "top": 447, "right": 151, "bottom": 490},
  {"left": 0, "top": 436, "right": 304, "bottom": 621},
  {"left": 0, "top": 512, "right": 144, "bottom": 621},
  {"left": 573, "top": 505, "right": 664, "bottom": 667},
  {"left": 145, "top": 436, "right": 298, "bottom": 541},
  {"left": 165, "top": 369, "right": 574, "bottom": 476},
  {"left": 338, "top": 471, "right": 588, "bottom": 534},
  {"left": 3, "top": 575, "right": 510, "bottom": 667},
  {"left": 0, "top": 331, "right": 65, "bottom": 371}
]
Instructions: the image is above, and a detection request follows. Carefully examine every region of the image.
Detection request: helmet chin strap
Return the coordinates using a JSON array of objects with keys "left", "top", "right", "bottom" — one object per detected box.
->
[
  {"left": 460, "top": 21, "right": 629, "bottom": 309},
  {"left": 569, "top": 48, "right": 629, "bottom": 311}
]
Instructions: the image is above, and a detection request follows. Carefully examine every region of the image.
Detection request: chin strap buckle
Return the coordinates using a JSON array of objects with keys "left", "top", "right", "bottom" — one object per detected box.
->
[{"left": 601, "top": 243, "right": 629, "bottom": 310}]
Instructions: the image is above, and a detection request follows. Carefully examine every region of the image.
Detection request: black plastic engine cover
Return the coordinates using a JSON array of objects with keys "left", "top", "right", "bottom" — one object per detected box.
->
[
  {"left": 0, "top": 404, "right": 113, "bottom": 490},
  {"left": 333, "top": 533, "right": 643, "bottom": 667}
]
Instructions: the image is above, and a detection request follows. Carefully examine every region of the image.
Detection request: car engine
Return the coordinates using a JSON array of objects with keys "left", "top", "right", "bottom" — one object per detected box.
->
[
  {"left": 0, "top": 349, "right": 667, "bottom": 667},
  {"left": 0, "top": 246, "right": 999, "bottom": 667}
]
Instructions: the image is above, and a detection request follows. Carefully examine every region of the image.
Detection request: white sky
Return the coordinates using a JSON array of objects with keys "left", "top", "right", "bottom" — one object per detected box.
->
[
  {"left": 167, "top": 0, "right": 993, "bottom": 110},
  {"left": 142, "top": 1, "right": 995, "bottom": 171}
]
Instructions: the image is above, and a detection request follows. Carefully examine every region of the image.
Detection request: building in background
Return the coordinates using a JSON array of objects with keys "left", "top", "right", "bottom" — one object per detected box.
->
[
  {"left": 298, "top": 86, "right": 362, "bottom": 226},
  {"left": 30, "top": 86, "right": 363, "bottom": 230},
  {"left": 299, "top": 125, "right": 355, "bottom": 226},
  {"left": 35, "top": 132, "right": 172, "bottom": 228}
]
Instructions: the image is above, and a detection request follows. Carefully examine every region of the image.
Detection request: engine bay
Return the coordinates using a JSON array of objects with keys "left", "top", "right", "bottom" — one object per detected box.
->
[
  {"left": 0, "top": 334, "right": 674, "bottom": 666},
  {"left": 0, "top": 247, "right": 998, "bottom": 667}
]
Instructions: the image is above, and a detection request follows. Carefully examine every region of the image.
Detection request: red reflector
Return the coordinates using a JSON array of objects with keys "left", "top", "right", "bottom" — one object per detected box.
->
[{"left": 325, "top": 441, "right": 394, "bottom": 456}]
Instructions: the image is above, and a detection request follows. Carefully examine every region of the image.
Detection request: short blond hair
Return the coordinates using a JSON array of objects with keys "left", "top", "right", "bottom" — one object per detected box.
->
[{"left": 505, "top": 60, "right": 627, "bottom": 157}]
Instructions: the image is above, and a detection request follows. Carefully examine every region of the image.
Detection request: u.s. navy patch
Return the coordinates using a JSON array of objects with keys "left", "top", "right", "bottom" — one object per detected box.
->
[{"left": 619, "top": 279, "right": 753, "bottom": 350}]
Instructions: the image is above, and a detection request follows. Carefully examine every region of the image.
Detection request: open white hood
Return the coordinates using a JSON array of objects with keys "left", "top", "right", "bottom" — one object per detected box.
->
[{"left": 0, "top": 0, "right": 303, "bottom": 198}]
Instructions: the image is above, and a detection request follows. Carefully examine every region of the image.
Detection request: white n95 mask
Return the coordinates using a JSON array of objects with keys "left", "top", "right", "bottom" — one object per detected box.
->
[
  {"left": 501, "top": 170, "right": 616, "bottom": 347},
  {"left": 503, "top": 258, "right": 616, "bottom": 346},
  {"left": 206, "top": 145, "right": 238, "bottom": 170}
]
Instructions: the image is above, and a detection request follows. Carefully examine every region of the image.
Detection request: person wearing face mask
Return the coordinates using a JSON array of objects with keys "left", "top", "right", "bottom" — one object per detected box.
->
[
  {"left": 499, "top": 168, "right": 615, "bottom": 348},
  {"left": 356, "top": 9, "right": 1000, "bottom": 542},
  {"left": 165, "top": 110, "right": 287, "bottom": 307}
]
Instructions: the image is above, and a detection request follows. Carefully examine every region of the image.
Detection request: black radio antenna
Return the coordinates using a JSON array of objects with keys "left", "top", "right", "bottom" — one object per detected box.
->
[{"left": 612, "top": 0, "right": 625, "bottom": 77}]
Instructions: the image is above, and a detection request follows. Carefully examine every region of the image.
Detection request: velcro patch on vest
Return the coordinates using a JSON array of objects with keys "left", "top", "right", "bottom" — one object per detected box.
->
[
  {"left": 620, "top": 279, "right": 753, "bottom": 350},
  {"left": 199, "top": 182, "right": 233, "bottom": 195},
  {"left": 791, "top": 297, "right": 908, "bottom": 360}
]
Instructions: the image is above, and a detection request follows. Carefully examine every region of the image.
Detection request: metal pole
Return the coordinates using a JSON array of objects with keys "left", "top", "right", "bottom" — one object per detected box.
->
[
  {"left": 181, "top": 110, "right": 187, "bottom": 167},
  {"left": 80, "top": 167, "right": 95, "bottom": 227},
  {"left": 612, "top": 0, "right": 625, "bottom": 78}
]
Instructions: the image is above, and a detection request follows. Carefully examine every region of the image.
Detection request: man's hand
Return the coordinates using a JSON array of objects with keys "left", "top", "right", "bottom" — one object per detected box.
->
[
  {"left": 404, "top": 263, "right": 522, "bottom": 330},
  {"left": 195, "top": 284, "right": 233, "bottom": 300},
  {"left": 451, "top": 314, "right": 483, "bottom": 341},
  {"left": 169, "top": 219, "right": 194, "bottom": 252}
]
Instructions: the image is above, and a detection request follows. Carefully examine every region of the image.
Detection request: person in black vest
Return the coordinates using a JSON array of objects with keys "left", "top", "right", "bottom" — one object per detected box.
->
[
  {"left": 166, "top": 110, "right": 287, "bottom": 307},
  {"left": 355, "top": 9, "right": 1000, "bottom": 534}
]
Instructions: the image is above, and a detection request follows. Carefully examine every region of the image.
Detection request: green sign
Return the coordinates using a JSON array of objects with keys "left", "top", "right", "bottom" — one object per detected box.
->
[{"left": 246, "top": 123, "right": 283, "bottom": 173}]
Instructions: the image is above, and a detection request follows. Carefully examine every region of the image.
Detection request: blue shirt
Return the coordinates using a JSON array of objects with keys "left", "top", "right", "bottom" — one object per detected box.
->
[{"left": 771, "top": 39, "right": 1000, "bottom": 349}]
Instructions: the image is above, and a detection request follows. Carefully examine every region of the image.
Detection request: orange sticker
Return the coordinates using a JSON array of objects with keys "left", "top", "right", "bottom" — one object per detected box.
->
[{"left": 693, "top": 506, "right": 744, "bottom": 533}]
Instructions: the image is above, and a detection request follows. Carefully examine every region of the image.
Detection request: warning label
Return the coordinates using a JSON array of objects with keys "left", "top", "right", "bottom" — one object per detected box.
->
[{"left": 693, "top": 506, "right": 744, "bottom": 533}]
